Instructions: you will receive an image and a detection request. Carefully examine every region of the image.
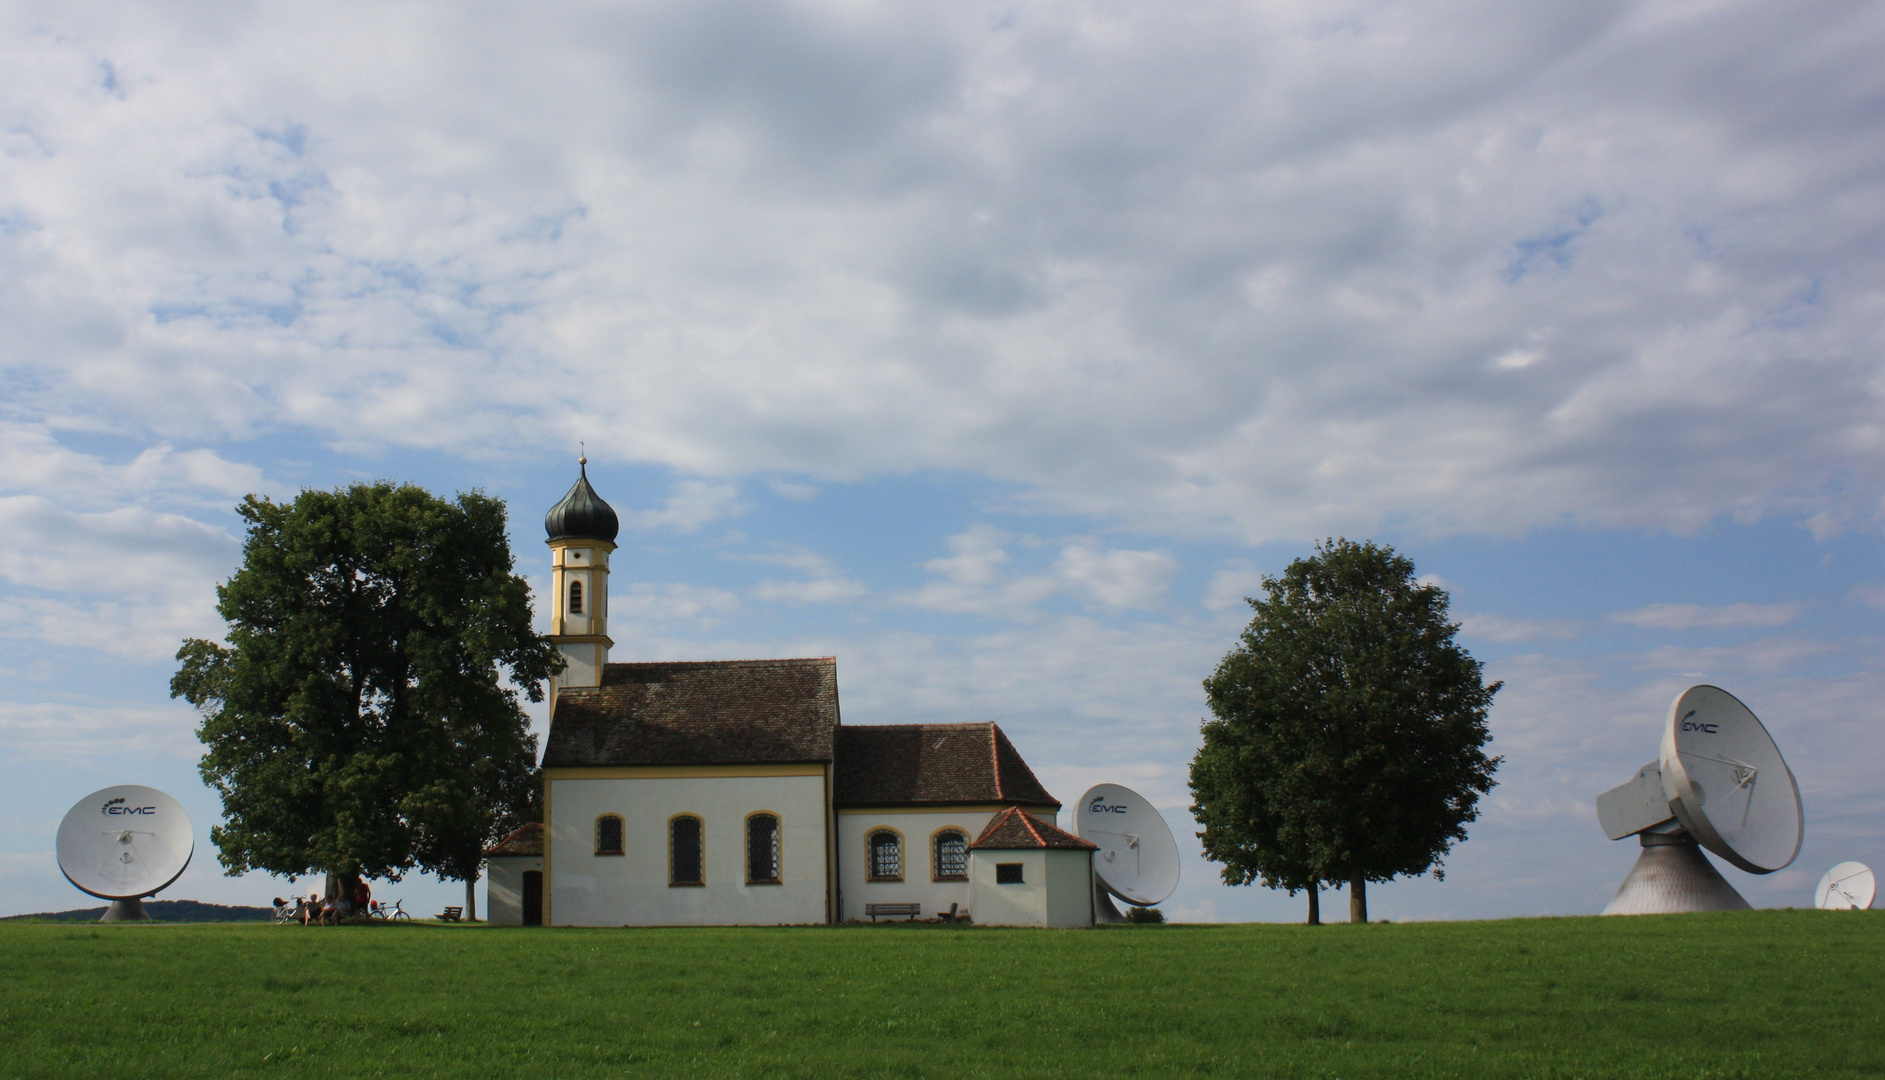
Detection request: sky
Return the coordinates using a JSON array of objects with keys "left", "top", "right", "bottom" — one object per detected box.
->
[{"left": 3, "top": 0, "right": 1883, "bottom": 922}]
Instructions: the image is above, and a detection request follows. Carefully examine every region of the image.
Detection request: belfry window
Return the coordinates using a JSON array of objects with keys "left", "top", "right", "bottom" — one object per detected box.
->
[
  {"left": 568, "top": 579, "right": 584, "bottom": 615},
  {"left": 595, "top": 814, "right": 624, "bottom": 856},
  {"left": 746, "top": 813, "right": 781, "bottom": 884},
  {"left": 933, "top": 830, "right": 967, "bottom": 881},
  {"left": 670, "top": 815, "right": 704, "bottom": 886},
  {"left": 867, "top": 829, "right": 902, "bottom": 881}
]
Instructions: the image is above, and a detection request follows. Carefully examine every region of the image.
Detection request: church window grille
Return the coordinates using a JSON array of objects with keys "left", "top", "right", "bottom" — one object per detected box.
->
[
  {"left": 933, "top": 830, "right": 968, "bottom": 880},
  {"left": 670, "top": 815, "right": 704, "bottom": 886},
  {"left": 746, "top": 813, "right": 781, "bottom": 884},
  {"left": 867, "top": 829, "right": 902, "bottom": 881},
  {"left": 595, "top": 814, "right": 624, "bottom": 856},
  {"left": 568, "top": 579, "right": 584, "bottom": 615},
  {"left": 996, "top": 862, "right": 1024, "bottom": 885}
]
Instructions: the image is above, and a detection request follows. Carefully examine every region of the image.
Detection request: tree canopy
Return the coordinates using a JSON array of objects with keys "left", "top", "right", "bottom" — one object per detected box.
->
[
  {"left": 1188, "top": 538, "right": 1500, "bottom": 923},
  {"left": 171, "top": 482, "right": 559, "bottom": 897}
]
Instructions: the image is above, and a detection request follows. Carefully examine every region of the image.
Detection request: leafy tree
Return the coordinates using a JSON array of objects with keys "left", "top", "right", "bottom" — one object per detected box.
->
[
  {"left": 172, "top": 483, "right": 559, "bottom": 909},
  {"left": 1188, "top": 538, "right": 1500, "bottom": 924}
]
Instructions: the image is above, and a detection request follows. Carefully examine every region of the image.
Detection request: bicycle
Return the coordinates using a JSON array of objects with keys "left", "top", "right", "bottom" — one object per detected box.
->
[{"left": 369, "top": 899, "right": 411, "bottom": 921}]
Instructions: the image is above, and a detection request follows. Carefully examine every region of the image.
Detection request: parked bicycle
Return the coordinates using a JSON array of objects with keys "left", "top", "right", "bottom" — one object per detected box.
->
[{"left": 369, "top": 899, "right": 410, "bottom": 921}]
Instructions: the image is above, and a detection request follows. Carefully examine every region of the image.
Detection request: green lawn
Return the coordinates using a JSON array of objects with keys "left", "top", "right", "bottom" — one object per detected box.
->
[{"left": 1, "top": 912, "right": 1879, "bottom": 1079}]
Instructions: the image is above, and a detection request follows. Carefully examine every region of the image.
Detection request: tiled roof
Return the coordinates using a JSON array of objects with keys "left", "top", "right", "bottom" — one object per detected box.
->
[
  {"left": 832, "top": 723, "right": 1059, "bottom": 808},
  {"left": 969, "top": 807, "right": 1097, "bottom": 851},
  {"left": 485, "top": 822, "right": 544, "bottom": 857},
  {"left": 543, "top": 659, "right": 839, "bottom": 767}
]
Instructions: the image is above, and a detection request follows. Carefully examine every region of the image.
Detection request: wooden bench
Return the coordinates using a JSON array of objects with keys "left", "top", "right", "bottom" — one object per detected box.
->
[
  {"left": 437, "top": 906, "right": 463, "bottom": 922},
  {"left": 864, "top": 903, "right": 922, "bottom": 922}
]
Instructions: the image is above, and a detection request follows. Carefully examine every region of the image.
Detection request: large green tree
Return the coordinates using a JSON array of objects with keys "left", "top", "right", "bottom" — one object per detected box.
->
[
  {"left": 171, "top": 482, "right": 559, "bottom": 909},
  {"left": 1189, "top": 538, "right": 1500, "bottom": 924}
]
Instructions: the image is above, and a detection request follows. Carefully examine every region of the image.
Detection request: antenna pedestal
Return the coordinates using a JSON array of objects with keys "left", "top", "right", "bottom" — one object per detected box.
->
[
  {"left": 1093, "top": 885, "right": 1125, "bottom": 923},
  {"left": 101, "top": 898, "right": 151, "bottom": 923},
  {"left": 1602, "top": 832, "right": 1751, "bottom": 916}
]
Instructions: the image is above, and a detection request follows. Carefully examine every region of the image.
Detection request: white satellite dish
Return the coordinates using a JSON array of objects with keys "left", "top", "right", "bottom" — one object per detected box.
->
[
  {"left": 1075, "top": 783, "right": 1180, "bottom": 920},
  {"left": 1816, "top": 862, "right": 1875, "bottom": 911},
  {"left": 1595, "top": 686, "right": 1801, "bottom": 916},
  {"left": 56, "top": 785, "right": 194, "bottom": 922},
  {"left": 1660, "top": 685, "right": 1802, "bottom": 874}
]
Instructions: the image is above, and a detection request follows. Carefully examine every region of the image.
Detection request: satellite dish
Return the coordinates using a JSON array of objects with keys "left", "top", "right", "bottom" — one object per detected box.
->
[
  {"left": 1074, "top": 783, "right": 1180, "bottom": 909},
  {"left": 56, "top": 785, "right": 194, "bottom": 922},
  {"left": 1659, "top": 685, "right": 1802, "bottom": 874},
  {"left": 1816, "top": 862, "right": 1876, "bottom": 910},
  {"left": 1595, "top": 686, "right": 1800, "bottom": 916}
]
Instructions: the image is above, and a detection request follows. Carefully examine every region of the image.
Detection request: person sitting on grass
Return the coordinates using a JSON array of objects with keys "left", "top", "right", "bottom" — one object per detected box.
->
[
  {"left": 301, "top": 893, "right": 321, "bottom": 926},
  {"left": 353, "top": 879, "right": 371, "bottom": 918},
  {"left": 319, "top": 895, "right": 338, "bottom": 924}
]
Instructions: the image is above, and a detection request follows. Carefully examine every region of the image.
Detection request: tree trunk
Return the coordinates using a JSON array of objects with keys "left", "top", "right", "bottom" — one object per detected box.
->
[
  {"left": 1306, "top": 885, "right": 1320, "bottom": 925},
  {"left": 1349, "top": 873, "right": 1367, "bottom": 924},
  {"left": 466, "top": 874, "right": 478, "bottom": 922}
]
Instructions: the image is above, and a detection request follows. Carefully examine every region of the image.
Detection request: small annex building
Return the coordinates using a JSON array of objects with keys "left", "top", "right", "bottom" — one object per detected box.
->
[
  {"left": 966, "top": 807, "right": 1099, "bottom": 928},
  {"left": 484, "top": 823, "right": 544, "bottom": 926},
  {"left": 526, "top": 463, "right": 1095, "bottom": 927}
]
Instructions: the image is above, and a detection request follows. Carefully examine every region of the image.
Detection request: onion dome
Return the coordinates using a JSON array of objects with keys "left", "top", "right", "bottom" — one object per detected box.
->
[{"left": 544, "top": 458, "right": 619, "bottom": 542}]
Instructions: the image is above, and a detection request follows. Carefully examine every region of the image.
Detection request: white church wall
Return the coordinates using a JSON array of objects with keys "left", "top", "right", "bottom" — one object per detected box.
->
[
  {"left": 547, "top": 769, "right": 828, "bottom": 926},
  {"left": 836, "top": 808, "right": 1063, "bottom": 922},
  {"left": 486, "top": 855, "right": 540, "bottom": 926}
]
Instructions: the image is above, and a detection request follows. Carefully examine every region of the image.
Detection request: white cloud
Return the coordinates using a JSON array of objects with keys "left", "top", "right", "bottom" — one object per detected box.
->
[
  {"left": 611, "top": 583, "right": 741, "bottom": 624},
  {"left": 1608, "top": 601, "right": 1806, "bottom": 631},
  {"left": 1204, "top": 562, "right": 1266, "bottom": 612},
  {"left": 623, "top": 480, "right": 747, "bottom": 533},
  {"left": 0, "top": 700, "right": 200, "bottom": 763},
  {"left": 0, "top": 2, "right": 1880, "bottom": 542},
  {"left": 752, "top": 577, "right": 867, "bottom": 604},
  {"left": 1053, "top": 541, "right": 1176, "bottom": 610}
]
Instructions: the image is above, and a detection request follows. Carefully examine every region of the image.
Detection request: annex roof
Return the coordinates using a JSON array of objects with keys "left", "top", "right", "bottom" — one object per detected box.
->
[
  {"left": 832, "top": 723, "right": 1059, "bottom": 809},
  {"left": 968, "top": 806, "right": 1097, "bottom": 851},
  {"left": 485, "top": 822, "right": 544, "bottom": 858},
  {"left": 543, "top": 658, "right": 839, "bottom": 768}
]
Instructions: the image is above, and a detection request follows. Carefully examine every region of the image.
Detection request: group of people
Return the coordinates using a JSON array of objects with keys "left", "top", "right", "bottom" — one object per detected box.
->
[{"left": 274, "top": 880, "right": 373, "bottom": 925}]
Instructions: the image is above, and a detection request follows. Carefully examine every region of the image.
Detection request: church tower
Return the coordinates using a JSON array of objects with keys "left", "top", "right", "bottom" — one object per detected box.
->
[{"left": 544, "top": 457, "right": 619, "bottom": 702}]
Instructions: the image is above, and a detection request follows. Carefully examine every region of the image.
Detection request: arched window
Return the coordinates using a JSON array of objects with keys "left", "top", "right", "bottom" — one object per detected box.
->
[
  {"left": 568, "top": 579, "right": 584, "bottom": 615},
  {"left": 746, "top": 813, "right": 781, "bottom": 884},
  {"left": 866, "top": 829, "right": 902, "bottom": 882},
  {"left": 594, "top": 814, "right": 624, "bottom": 856},
  {"left": 670, "top": 815, "right": 704, "bottom": 886},
  {"left": 932, "top": 829, "right": 968, "bottom": 881}
]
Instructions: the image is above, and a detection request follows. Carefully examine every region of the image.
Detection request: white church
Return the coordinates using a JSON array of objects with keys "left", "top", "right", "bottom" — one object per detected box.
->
[{"left": 484, "top": 464, "right": 1098, "bottom": 928}]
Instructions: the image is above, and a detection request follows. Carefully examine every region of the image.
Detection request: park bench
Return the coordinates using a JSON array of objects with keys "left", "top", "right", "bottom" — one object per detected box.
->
[
  {"left": 437, "top": 906, "right": 463, "bottom": 922},
  {"left": 864, "top": 902, "right": 922, "bottom": 922}
]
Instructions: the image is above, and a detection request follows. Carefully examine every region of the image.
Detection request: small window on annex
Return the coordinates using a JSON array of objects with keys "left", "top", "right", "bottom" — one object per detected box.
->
[
  {"left": 746, "top": 813, "right": 781, "bottom": 884},
  {"left": 568, "top": 579, "right": 585, "bottom": 615},
  {"left": 670, "top": 815, "right": 704, "bottom": 886},
  {"left": 933, "top": 830, "right": 968, "bottom": 881},
  {"left": 867, "top": 829, "right": 902, "bottom": 881},
  {"left": 995, "top": 862, "right": 1024, "bottom": 885},
  {"left": 594, "top": 814, "right": 624, "bottom": 856}
]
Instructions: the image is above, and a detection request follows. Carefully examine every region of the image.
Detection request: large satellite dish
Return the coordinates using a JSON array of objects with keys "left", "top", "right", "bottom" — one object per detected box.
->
[
  {"left": 56, "top": 785, "right": 194, "bottom": 922},
  {"left": 1816, "top": 862, "right": 1875, "bottom": 911},
  {"left": 1594, "top": 686, "right": 1801, "bottom": 915},
  {"left": 1659, "top": 685, "right": 1802, "bottom": 874},
  {"left": 1075, "top": 784, "right": 1180, "bottom": 919}
]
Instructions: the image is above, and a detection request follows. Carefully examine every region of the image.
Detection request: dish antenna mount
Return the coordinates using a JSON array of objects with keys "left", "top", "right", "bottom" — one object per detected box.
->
[
  {"left": 1075, "top": 783, "right": 1180, "bottom": 922},
  {"left": 1595, "top": 685, "right": 1801, "bottom": 915},
  {"left": 55, "top": 785, "right": 194, "bottom": 922}
]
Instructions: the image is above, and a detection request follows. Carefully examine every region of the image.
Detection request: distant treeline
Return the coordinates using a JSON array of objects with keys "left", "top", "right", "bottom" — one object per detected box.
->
[{"left": 2, "top": 900, "right": 274, "bottom": 923}]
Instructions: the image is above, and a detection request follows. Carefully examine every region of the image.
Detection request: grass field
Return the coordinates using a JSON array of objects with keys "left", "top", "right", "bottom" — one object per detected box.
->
[{"left": 1, "top": 912, "right": 1880, "bottom": 1079}]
